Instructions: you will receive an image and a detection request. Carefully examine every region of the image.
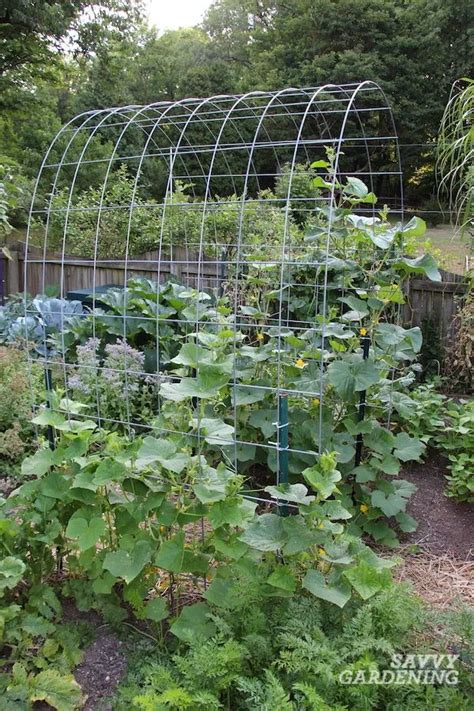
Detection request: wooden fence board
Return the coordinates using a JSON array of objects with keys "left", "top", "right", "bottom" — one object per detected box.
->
[
  {"left": 402, "top": 268, "right": 468, "bottom": 346},
  {"left": 16, "top": 245, "right": 224, "bottom": 295}
]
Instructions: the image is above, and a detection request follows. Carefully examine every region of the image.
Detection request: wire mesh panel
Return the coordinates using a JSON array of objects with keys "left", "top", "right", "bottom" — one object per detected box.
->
[{"left": 24, "top": 82, "right": 404, "bottom": 508}]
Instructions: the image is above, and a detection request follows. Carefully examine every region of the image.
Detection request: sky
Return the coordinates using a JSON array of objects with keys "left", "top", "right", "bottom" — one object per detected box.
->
[{"left": 147, "top": 0, "right": 214, "bottom": 31}]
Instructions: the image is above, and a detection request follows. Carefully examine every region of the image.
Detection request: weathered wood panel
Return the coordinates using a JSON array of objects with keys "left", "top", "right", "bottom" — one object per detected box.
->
[
  {"left": 402, "top": 269, "right": 468, "bottom": 346},
  {"left": 18, "top": 245, "right": 225, "bottom": 295}
]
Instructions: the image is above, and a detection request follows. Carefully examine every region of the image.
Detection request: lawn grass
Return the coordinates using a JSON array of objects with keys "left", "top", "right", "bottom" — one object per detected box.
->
[{"left": 424, "top": 224, "right": 470, "bottom": 275}]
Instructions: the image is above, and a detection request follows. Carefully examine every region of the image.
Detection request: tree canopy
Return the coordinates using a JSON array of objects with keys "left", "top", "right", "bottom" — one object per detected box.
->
[{"left": 0, "top": 0, "right": 472, "bottom": 218}]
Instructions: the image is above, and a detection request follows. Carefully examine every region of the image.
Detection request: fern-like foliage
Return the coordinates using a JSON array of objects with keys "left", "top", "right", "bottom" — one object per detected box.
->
[
  {"left": 236, "top": 669, "right": 293, "bottom": 710},
  {"left": 113, "top": 584, "right": 473, "bottom": 711},
  {"left": 292, "top": 682, "right": 347, "bottom": 711}
]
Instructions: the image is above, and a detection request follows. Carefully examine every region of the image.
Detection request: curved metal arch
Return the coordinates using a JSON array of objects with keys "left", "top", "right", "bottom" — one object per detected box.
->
[{"left": 24, "top": 82, "right": 403, "bottom": 456}]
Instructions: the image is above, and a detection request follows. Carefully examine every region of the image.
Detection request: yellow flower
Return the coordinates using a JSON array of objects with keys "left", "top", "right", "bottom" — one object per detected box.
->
[
  {"left": 360, "top": 503, "right": 369, "bottom": 513},
  {"left": 312, "top": 398, "right": 320, "bottom": 407},
  {"left": 295, "top": 358, "right": 307, "bottom": 368},
  {"left": 318, "top": 547, "right": 326, "bottom": 557},
  {"left": 317, "top": 522, "right": 325, "bottom": 530},
  {"left": 360, "top": 327, "right": 367, "bottom": 336},
  {"left": 256, "top": 332, "right": 264, "bottom": 342}
]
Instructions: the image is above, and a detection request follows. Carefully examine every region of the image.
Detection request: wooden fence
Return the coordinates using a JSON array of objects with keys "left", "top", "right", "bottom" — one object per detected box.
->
[
  {"left": 1, "top": 246, "right": 468, "bottom": 348},
  {"left": 2, "top": 244, "right": 225, "bottom": 297},
  {"left": 402, "top": 268, "right": 468, "bottom": 346}
]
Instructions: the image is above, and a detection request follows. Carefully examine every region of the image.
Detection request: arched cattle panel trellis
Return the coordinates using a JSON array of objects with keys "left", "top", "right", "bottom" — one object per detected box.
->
[{"left": 24, "top": 82, "right": 405, "bottom": 502}]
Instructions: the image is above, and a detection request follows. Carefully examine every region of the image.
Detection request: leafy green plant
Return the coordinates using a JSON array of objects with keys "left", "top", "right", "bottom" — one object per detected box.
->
[
  {"left": 0, "top": 293, "right": 84, "bottom": 352},
  {"left": 47, "top": 169, "right": 300, "bottom": 258},
  {"left": 14, "top": 172, "right": 439, "bottom": 544},
  {"left": 113, "top": 585, "right": 473, "bottom": 710},
  {"left": 439, "top": 398, "right": 474, "bottom": 501},
  {"left": 0, "top": 404, "right": 401, "bottom": 704},
  {"left": 397, "top": 384, "right": 474, "bottom": 502}
]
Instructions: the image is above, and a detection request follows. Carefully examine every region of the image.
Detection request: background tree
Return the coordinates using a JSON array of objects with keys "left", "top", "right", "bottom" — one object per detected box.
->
[{"left": 0, "top": 0, "right": 472, "bottom": 228}]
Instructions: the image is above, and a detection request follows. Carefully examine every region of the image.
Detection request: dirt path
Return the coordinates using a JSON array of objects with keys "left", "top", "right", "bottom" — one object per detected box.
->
[{"left": 401, "top": 449, "right": 473, "bottom": 558}]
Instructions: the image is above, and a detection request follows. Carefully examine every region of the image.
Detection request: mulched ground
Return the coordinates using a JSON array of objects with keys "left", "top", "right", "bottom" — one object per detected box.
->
[
  {"left": 401, "top": 448, "right": 473, "bottom": 558},
  {"left": 388, "top": 448, "right": 474, "bottom": 608},
  {"left": 61, "top": 602, "right": 127, "bottom": 710},
  {"left": 74, "top": 632, "right": 127, "bottom": 711}
]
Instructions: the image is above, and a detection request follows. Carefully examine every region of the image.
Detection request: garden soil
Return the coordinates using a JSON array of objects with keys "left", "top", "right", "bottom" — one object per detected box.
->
[{"left": 401, "top": 448, "right": 473, "bottom": 558}]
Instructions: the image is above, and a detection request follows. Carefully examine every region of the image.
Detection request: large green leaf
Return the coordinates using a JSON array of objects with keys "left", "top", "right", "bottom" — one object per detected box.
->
[
  {"left": 267, "top": 565, "right": 297, "bottom": 592},
  {"left": 208, "top": 498, "right": 256, "bottom": 528},
  {"left": 372, "top": 454, "right": 400, "bottom": 476},
  {"left": 0, "top": 556, "right": 25, "bottom": 592},
  {"left": 21, "top": 448, "right": 57, "bottom": 478},
  {"left": 232, "top": 385, "right": 267, "bottom": 406},
  {"left": 344, "top": 176, "right": 372, "bottom": 200},
  {"left": 302, "top": 570, "right": 351, "bottom": 608},
  {"left": 160, "top": 369, "right": 229, "bottom": 401},
  {"left": 136, "top": 437, "right": 190, "bottom": 474},
  {"left": 103, "top": 540, "right": 151, "bottom": 584},
  {"left": 170, "top": 602, "right": 216, "bottom": 643},
  {"left": 340, "top": 295, "right": 370, "bottom": 320},
  {"left": 282, "top": 515, "right": 321, "bottom": 555},
  {"left": 93, "top": 459, "right": 128, "bottom": 485},
  {"left": 39, "top": 471, "right": 71, "bottom": 499},
  {"left": 194, "top": 417, "right": 234, "bottom": 446},
  {"left": 171, "top": 342, "right": 233, "bottom": 374},
  {"left": 29, "top": 670, "right": 82, "bottom": 711},
  {"left": 354, "top": 464, "right": 377, "bottom": 483},
  {"left": 375, "top": 323, "right": 422, "bottom": 360},
  {"left": 393, "top": 432, "right": 425, "bottom": 462},
  {"left": 213, "top": 535, "right": 249, "bottom": 560},
  {"left": 363, "top": 425, "right": 395, "bottom": 456},
  {"left": 395, "top": 512, "right": 418, "bottom": 533},
  {"left": 343, "top": 561, "right": 392, "bottom": 600},
  {"left": 303, "top": 463, "right": 341, "bottom": 500},
  {"left": 328, "top": 358, "right": 379, "bottom": 399},
  {"left": 264, "top": 483, "right": 314, "bottom": 505},
  {"left": 321, "top": 500, "right": 352, "bottom": 520},
  {"left": 193, "top": 464, "right": 233, "bottom": 503},
  {"left": 401, "top": 216, "right": 426, "bottom": 238},
  {"left": 203, "top": 577, "right": 236, "bottom": 608},
  {"left": 371, "top": 488, "right": 407, "bottom": 517},
  {"left": 248, "top": 408, "right": 277, "bottom": 438},
  {"left": 394, "top": 253, "right": 441, "bottom": 282},
  {"left": 144, "top": 597, "right": 168, "bottom": 623},
  {"left": 32, "top": 411, "right": 66, "bottom": 428},
  {"left": 155, "top": 531, "right": 185, "bottom": 573},
  {"left": 54, "top": 419, "right": 97, "bottom": 433},
  {"left": 239, "top": 513, "right": 286, "bottom": 551},
  {"left": 65, "top": 516, "right": 106, "bottom": 551},
  {"left": 363, "top": 520, "right": 399, "bottom": 547},
  {"left": 22, "top": 614, "right": 55, "bottom": 636}
]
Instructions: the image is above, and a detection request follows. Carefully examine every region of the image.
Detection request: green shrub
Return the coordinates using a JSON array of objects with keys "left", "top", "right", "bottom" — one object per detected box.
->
[{"left": 47, "top": 167, "right": 301, "bottom": 258}]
